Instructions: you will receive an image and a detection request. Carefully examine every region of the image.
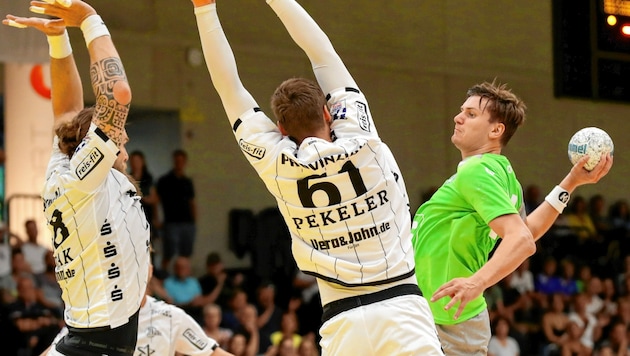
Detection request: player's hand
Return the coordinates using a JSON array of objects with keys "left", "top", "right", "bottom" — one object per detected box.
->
[
  {"left": 430, "top": 276, "right": 485, "bottom": 320},
  {"left": 568, "top": 152, "right": 613, "bottom": 186},
  {"left": 3, "top": 14, "right": 65, "bottom": 35},
  {"left": 29, "top": 0, "right": 96, "bottom": 28}
]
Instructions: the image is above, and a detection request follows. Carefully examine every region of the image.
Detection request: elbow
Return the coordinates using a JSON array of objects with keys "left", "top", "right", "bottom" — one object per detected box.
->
[
  {"left": 113, "top": 80, "right": 132, "bottom": 106},
  {"left": 521, "top": 230, "right": 536, "bottom": 257}
]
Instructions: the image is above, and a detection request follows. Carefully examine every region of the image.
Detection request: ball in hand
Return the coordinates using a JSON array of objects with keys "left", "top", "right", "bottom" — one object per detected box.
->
[{"left": 567, "top": 127, "right": 614, "bottom": 171}]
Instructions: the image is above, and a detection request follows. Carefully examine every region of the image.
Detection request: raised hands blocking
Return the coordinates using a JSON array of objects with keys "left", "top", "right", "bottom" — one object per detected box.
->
[{"left": 3, "top": 0, "right": 96, "bottom": 35}]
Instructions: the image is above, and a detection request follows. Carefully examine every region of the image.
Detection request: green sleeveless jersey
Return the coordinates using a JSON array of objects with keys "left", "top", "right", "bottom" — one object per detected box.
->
[{"left": 411, "top": 154, "right": 524, "bottom": 325}]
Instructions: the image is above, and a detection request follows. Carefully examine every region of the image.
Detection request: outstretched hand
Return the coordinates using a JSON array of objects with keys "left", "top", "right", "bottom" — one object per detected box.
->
[
  {"left": 3, "top": 14, "right": 65, "bottom": 36},
  {"left": 430, "top": 276, "right": 484, "bottom": 320},
  {"left": 28, "top": 0, "right": 96, "bottom": 27}
]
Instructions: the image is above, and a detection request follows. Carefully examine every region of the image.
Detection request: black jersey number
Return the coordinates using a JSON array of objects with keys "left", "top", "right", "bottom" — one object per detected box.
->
[{"left": 297, "top": 161, "right": 367, "bottom": 208}]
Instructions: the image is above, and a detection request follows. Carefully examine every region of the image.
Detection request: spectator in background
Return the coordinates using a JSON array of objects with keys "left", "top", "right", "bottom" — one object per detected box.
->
[
  {"left": 270, "top": 312, "right": 302, "bottom": 350},
  {"left": 6, "top": 276, "right": 61, "bottom": 356},
  {"left": 590, "top": 194, "right": 611, "bottom": 239},
  {"left": 33, "top": 250, "right": 63, "bottom": 316},
  {"left": 129, "top": 151, "right": 159, "bottom": 238},
  {"left": 2, "top": 250, "right": 33, "bottom": 304},
  {"left": 536, "top": 256, "right": 564, "bottom": 307},
  {"left": 524, "top": 184, "right": 542, "bottom": 215},
  {"left": 558, "top": 259, "right": 579, "bottom": 298},
  {"left": 560, "top": 320, "right": 590, "bottom": 356},
  {"left": 222, "top": 288, "right": 249, "bottom": 332},
  {"left": 256, "top": 282, "right": 283, "bottom": 354},
  {"left": 163, "top": 256, "right": 204, "bottom": 319},
  {"left": 569, "top": 293, "right": 602, "bottom": 354},
  {"left": 584, "top": 276, "right": 605, "bottom": 318},
  {"left": 541, "top": 293, "right": 571, "bottom": 356},
  {"left": 18, "top": 219, "right": 48, "bottom": 275},
  {"left": 157, "top": 149, "right": 196, "bottom": 272},
  {"left": 198, "top": 251, "right": 228, "bottom": 307},
  {"left": 577, "top": 264, "right": 593, "bottom": 293},
  {"left": 296, "top": 335, "right": 319, "bottom": 356},
  {"left": 203, "top": 303, "right": 233, "bottom": 348},
  {"left": 566, "top": 195, "right": 604, "bottom": 262},
  {"left": 232, "top": 304, "right": 260, "bottom": 356},
  {"left": 598, "top": 319, "right": 630, "bottom": 356},
  {"left": 488, "top": 316, "right": 520, "bottom": 356}
]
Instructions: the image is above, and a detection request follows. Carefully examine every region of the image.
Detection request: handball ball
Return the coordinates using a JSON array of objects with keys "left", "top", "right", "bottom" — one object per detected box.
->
[{"left": 567, "top": 127, "right": 614, "bottom": 171}]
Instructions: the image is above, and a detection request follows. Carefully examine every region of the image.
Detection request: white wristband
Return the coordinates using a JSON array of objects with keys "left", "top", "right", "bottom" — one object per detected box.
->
[
  {"left": 545, "top": 185, "right": 570, "bottom": 214},
  {"left": 47, "top": 30, "right": 72, "bottom": 59},
  {"left": 80, "top": 14, "right": 110, "bottom": 48}
]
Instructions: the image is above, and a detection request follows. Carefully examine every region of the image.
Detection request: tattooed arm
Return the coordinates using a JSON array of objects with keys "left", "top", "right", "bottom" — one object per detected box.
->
[
  {"left": 87, "top": 39, "right": 131, "bottom": 146},
  {"left": 85, "top": 25, "right": 132, "bottom": 147}
]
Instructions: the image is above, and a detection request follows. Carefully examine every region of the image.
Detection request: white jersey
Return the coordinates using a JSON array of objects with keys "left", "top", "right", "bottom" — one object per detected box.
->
[
  {"left": 234, "top": 88, "right": 416, "bottom": 304},
  {"left": 41, "top": 123, "right": 150, "bottom": 329},
  {"left": 135, "top": 296, "right": 218, "bottom": 356}
]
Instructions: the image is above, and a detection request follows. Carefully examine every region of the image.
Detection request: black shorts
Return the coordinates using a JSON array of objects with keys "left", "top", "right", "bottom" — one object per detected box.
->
[{"left": 56, "top": 309, "right": 140, "bottom": 356}]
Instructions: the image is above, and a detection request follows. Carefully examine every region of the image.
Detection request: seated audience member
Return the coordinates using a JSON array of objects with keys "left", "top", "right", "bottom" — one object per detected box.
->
[
  {"left": 33, "top": 250, "right": 63, "bottom": 316},
  {"left": 560, "top": 320, "right": 590, "bottom": 356},
  {"left": 488, "top": 316, "right": 520, "bottom": 356},
  {"left": 6, "top": 276, "right": 61, "bottom": 356},
  {"left": 569, "top": 293, "right": 602, "bottom": 355},
  {"left": 203, "top": 303, "right": 233, "bottom": 348},
  {"left": 256, "top": 282, "right": 283, "bottom": 354},
  {"left": 198, "top": 251, "right": 228, "bottom": 306},
  {"left": 600, "top": 319, "right": 630, "bottom": 356},
  {"left": 222, "top": 288, "right": 249, "bottom": 332},
  {"left": 18, "top": 220, "right": 48, "bottom": 275},
  {"left": 230, "top": 304, "right": 260, "bottom": 356},
  {"left": 270, "top": 311, "right": 302, "bottom": 349},
  {"left": 163, "top": 256, "right": 204, "bottom": 318},
  {"left": 541, "top": 293, "right": 571, "bottom": 356}
]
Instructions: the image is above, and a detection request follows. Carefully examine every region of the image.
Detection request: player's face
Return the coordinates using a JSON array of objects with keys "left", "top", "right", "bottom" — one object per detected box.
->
[{"left": 451, "top": 96, "right": 496, "bottom": 157}]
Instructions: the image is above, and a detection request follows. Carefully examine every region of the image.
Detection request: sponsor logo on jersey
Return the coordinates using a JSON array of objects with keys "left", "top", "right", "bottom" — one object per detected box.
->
[
  {"left": 75, "top": 147, "right": 104, "bottom": 180},
  {"left": 330, "top": 100, "right": 347, "bottom": 121},
  {"left": 239, "top": 139, "right": 266, "bottom": 160},
  {"left": 356, "top": 101, "right": 370, "bottom": 132},
  {"left": 183, "top": 328, "right": 208, "bottom": 350},
  {"left": 310, "top": 221, "right": 391, "bottom": 250}
]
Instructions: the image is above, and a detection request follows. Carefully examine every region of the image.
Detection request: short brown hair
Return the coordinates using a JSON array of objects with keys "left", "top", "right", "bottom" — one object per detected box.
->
[
  {"left": 466, "top": 81, "right": 526, "bottom": 146},
  {"left": 270, "top": 77, "right": 327, "bottom": 142},
  {"left": 55, "top": 107, "right": 94, "bottom": 158}
]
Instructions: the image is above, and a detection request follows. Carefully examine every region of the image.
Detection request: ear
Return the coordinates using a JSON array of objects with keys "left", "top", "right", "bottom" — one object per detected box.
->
[
  {"left": 323, "top": 105, "right": 332, "bottom": 125},
  {"left": 277, "top": 121, "right": 289, "bottom": 136},
  {"left": 490, "top": 122, "right": 505, "bottom": 139}
]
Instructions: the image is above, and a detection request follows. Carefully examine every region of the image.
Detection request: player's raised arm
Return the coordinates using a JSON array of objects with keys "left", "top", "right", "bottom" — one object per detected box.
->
[
  {"left": 29, "top": 0, "right": 132, "bottom": 147},
  {"left": 267, "top": 0, "right": 356, "bottom": 94},
  {"left": 2, "top": 2, "right": 83, "bottom": 128},
  {"left": 191, "top": 0, "right": 259, "bottom": 125}
]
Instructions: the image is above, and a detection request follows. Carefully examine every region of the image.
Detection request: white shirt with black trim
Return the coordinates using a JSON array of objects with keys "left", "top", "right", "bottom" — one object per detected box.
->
[
  {"left": 234, "top": 88, "right": 416, "bottom": 305},
  {"left": 42, "top": 123, "right": 150, "bottom": 329},
  {"left": 135, "top": 296, "right": 218, "bottom": 356}
]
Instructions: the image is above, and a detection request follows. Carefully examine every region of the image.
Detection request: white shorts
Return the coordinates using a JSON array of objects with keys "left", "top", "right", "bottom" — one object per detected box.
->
[{"left": 319, "top": 293, "right": 443, "bottom": 355}]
